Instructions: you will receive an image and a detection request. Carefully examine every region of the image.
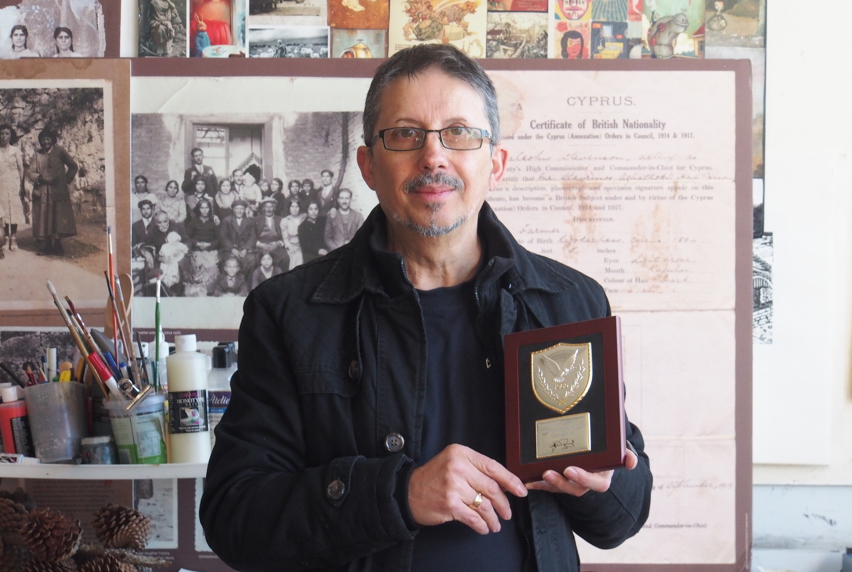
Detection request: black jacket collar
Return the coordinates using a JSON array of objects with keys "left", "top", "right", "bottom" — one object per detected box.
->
[{"left": 311, "top": 202, "right": 578, "bottom": 304}]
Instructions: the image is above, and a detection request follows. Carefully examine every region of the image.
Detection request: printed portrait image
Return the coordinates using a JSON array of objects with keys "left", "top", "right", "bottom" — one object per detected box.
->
[
  {"left": 0, "top": 84, "right": 112, "bottom": 311},
  {"left": 551, "top": 19, "right": 589, "bottom": 58},
  {"left": 0, "top": 0, "right": 105, "bottom": 58},
  {"left": 139, "top": 0, "right": 188, "bottom": 57}
]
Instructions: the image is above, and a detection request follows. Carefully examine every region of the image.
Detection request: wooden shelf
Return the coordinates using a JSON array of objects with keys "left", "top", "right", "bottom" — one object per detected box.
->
[{"left": 0, "top": 462, "right": 207, "bottom": 480}]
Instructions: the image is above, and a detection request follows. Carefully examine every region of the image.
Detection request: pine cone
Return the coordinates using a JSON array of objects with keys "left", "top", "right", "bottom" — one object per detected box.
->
[
  {"left": 77, "top": 553, "right": 136, "bottom": 572},
  {"left": 93, "top": 506, "right": 151, "bottom": 551},
  {"left": 22, "top": 558, "right": 75, "bottom": 572},
  {"left": 0, "top": 497, "right": 29, "bottom": 533},
  {"left": 0, "top": 488, "right": 37, "bottom": 512},
  {"left": 20, "top": 507, "right": 82, "bottom": 563}
]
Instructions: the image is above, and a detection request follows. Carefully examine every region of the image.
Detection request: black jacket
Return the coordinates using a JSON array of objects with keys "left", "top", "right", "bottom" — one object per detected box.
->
[{"left": 200, "top": 203, "right": 652, "bottom": 571}]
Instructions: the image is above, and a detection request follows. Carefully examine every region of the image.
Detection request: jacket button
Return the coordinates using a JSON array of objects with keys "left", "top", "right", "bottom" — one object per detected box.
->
[
  {"left": 384, "top": 433, "right": 405, "bottom": 453},
  {"left": 348, "top": 360, "right": 361, "bottom": 380},
  {"left": 326, "top": 479, "right": 346, "bottom": 500}
]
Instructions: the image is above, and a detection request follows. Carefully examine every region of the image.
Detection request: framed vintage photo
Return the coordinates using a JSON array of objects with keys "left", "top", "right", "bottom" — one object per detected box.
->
[
  {"left": 504, "top": 315, "right": 625, "bottom": 481},
  {"left": 0, "top": 58, "right": 130, "bottom": 328}
]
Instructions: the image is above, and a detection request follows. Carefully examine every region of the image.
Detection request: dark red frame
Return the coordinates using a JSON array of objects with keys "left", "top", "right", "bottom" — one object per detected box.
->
[{"left": 504, "top": 315, "right": 625, "bottom": 482}]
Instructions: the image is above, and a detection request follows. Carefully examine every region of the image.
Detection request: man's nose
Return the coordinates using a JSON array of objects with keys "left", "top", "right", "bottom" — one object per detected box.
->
[{"left": 418, "top": 131, "right": 448, "bottom": 170}]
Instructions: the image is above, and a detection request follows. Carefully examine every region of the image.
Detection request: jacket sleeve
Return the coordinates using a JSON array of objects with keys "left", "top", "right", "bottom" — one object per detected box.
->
[
  {"left": 200, "top": 287, "right": 417, "bottom": 572},
  {"left": 555, "top": 419, "right": 652, "bottom": 549}
]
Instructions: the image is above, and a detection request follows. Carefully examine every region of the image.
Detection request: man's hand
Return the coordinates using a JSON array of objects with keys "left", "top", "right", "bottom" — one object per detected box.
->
[
  {"left": 525, "top": 449, "right": 638, "bottom": 497},
  {"left": 408, "top": 444, "right": 527, "bottom": 535}
]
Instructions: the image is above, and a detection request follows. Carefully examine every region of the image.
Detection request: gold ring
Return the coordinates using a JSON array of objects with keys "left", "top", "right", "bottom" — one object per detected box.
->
[{"left": 469, "top": 492, "right": 483, "bottom": 509}]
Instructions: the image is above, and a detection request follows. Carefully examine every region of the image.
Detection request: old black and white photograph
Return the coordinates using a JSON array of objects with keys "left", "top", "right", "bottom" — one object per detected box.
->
[
  {"left": 248, "top": 0, "right": 327, "bottom": 27},
  {"left": 139, "top": 0, "right": 188, "bottom": 57},
  {"left": 0, "top": 81, "right": 113, "bottom": 311},
  {"left": 247, "top": 25, "right": 328, "bottom": 57},
  {"left": 0, "top": 0, "right": 105, "bottom": 58},
  {"left": 131, "top": 103, "right": 375, "bottom": 303}
]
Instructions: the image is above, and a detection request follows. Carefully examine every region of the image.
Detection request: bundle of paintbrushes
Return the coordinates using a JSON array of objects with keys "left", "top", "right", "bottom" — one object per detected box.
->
[{"left": 44, "top": 228, "right": 156, "bottom": 412}]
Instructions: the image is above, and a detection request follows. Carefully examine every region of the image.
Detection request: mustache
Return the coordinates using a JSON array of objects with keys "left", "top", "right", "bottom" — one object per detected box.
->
[{"left": 402, "top": 172, "right": 464, "bottom": 194}]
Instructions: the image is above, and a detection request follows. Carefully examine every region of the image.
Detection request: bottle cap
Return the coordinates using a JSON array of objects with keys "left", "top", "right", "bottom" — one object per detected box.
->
[
  {"left": 1, "top": 386, "right": 19, "bottom": 403},
  {"left": 175, "top": 334, "right": 198, "bottom": 353},
  {"left": 212, "top": 345, "right": 234, "bottom": 369}
]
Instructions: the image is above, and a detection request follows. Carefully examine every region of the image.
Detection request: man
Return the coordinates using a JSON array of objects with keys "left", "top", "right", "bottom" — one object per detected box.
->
[
  {"left": 182, "top": 147, "right": 220, "bottom": 197},
  {"left": 231, "top": 168, "right": 245, "bottom": 197},
  {"left": 131, "top": 175, "right": 159, "bottom": 223},
  {"left": 218, "top": 198, "right": 257, "bottom": 278},
  {"left": 149, "top": 210, "right": 187, "bottom": 254},
  {"left": 318, "top": 168, "right": 336, "bottom": 209},
  {"left": 201, "top": 44, "right": 651, "bottom": 571},
  {"left": 28, "top": 128, "right": 78, "bottom": 255},
  {"left": 253, "top": 196, "right": 288, "bottom": 270},
  {"left": 323, "top": 187, "right": 364, "bottom": 251},
  {"left": 131, "top": 199, "right": 157, "bottom": 247}
]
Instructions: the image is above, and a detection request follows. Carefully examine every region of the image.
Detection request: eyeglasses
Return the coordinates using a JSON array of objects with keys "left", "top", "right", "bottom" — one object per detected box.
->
[{"left": 368, "top": 127, "right": 491, "bottom": 151}]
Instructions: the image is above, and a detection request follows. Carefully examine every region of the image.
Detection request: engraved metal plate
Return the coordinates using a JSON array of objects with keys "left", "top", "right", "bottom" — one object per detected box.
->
[
  {"left": 531, "top": 343, "right": 593, "bottom": 414},
  {"left": 535, "top": 413, "right": 592, "bottom": 459}
]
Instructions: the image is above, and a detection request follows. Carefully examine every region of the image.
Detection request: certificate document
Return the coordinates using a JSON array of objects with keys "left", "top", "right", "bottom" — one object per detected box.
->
[{"left": 488, "top": 64, "right": 751, "bottom": 567}]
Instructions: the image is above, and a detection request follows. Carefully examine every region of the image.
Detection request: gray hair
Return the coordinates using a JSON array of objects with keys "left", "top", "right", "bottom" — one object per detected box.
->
[{"left": 362, "top": 44, "right": 500, "bottom": 147}]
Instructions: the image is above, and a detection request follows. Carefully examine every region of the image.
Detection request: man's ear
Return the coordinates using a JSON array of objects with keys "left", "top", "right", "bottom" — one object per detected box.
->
[
  {"left": 356, "top": 146, "right": 375, "bottom": 190},
  {"left": 489, "top": 144, "right": 509, "bottom": 190}
]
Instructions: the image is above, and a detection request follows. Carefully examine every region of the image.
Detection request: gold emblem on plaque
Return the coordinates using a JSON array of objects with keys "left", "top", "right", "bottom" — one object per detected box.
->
[{"left": 531, "top": 343, "right": 592, "bottom": 414}]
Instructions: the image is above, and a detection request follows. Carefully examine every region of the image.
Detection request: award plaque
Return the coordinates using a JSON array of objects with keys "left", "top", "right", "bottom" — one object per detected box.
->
[{"left": 505, "top": 316, "right": 625, "bottom": 482}]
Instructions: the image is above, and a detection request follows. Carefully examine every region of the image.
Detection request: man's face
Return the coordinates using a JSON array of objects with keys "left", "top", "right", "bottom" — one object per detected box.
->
[
  {"left": 40, "top": 136, "right": 55, "bottom": 151},
  {"left": 338, "top": 192, "right": 352, "bottom": 210},
  {"left": 233, "top": 204, "right": 246, "bottom": 218},
  {"left": 263, "top": 201, "right": 276, "bottom": 216},
  {"left": 192, "top": 150, "right": 204, "bottom": 165},
  {"left": 356, "top": 68, "right": 507, "bottom": 239},
  {"left": 135, "top": 178, "right": 147, "bottom": 193},
  {"left": 155, "top": 215, "right": 170, "bottom": 232},
  {"left": 321, "top": 172, "right": 333, "bottom": 186},
  {"left": 140, "top": 204, "right": 153, "bottom": 219},
  {"left": 195, "top": 179, "right": 206, "bottom": 194},
  {"left": 233, "top": 170, "right": 243, "bottom": 184}
]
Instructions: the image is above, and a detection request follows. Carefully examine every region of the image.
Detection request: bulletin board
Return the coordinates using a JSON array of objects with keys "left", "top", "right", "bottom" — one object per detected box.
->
[{"left": 124, "top": 57, "right": 753, "bottom": 570}]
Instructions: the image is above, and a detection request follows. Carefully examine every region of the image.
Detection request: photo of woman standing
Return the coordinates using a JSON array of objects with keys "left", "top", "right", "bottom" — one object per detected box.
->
[
  {"left": 0, "top": 124, "right": 26, "bottom": 258},
  {"left": 27, "top": 128, "right": 78, "bottom": 256}
]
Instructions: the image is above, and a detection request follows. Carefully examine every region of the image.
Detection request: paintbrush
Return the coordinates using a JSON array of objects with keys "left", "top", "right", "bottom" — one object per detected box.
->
[
  {"left": 46, "top": 281, "right": 115, "bottom": 399},
  {"left": 104, "top": 272, "right": 145, "bottom": 390},
  {"left": 107, "top": 227, "right": 119, "bottom": 356},
  {"left": 64, "top": 295, "right": 117, "bottom": 377},
  {"left": 153, "top": 268, "right": 163, "bottom": 392}
]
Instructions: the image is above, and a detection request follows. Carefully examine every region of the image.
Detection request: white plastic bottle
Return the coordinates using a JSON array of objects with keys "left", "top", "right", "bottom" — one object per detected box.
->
[
  {"left": 166, "top": 334, "right": 212, "bottom": 463},
  {"left": 207, "top": 343, "right": 236, "bottom": 449}
]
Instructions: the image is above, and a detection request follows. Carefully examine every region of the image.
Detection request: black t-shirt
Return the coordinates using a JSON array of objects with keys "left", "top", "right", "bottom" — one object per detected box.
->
[{"left": 410, "top": 281, "right": 525, "bottom": 571}]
